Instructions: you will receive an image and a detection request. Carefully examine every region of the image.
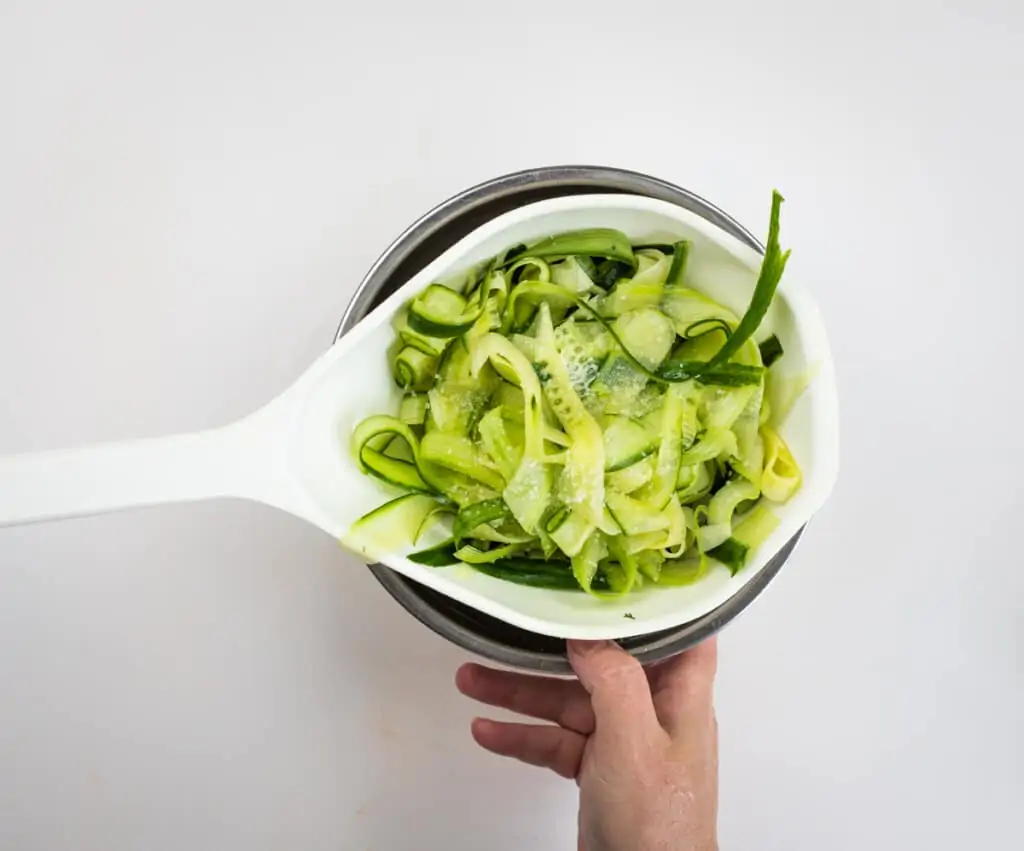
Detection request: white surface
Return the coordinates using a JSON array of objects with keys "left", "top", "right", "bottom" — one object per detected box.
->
[{"left": 0, "top": 0, "right": 1020, "bottom": 848}]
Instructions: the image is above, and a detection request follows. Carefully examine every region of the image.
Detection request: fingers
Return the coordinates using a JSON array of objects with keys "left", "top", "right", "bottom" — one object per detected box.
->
[
  {"left": 566, "top": 640, "right": 661, "bottom": 735},
  {"left": 646, "top": 638, "right": 718, "bottom": 734},
  {"left": 456, "top": 664, "right": 596, "bottom": 735},
  {"left": 471, "top": 719, "right": 586, "bottom": 780}
]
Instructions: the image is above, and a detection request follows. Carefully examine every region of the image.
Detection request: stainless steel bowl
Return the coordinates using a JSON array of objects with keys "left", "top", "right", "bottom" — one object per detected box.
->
[{"left": 336, "top": 165, "right": 804, "bottom": 673}]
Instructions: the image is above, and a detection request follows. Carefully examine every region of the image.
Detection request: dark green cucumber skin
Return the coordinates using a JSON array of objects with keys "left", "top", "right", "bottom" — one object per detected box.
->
[
  {"left": 359, "top": 448, "right": 434, "bottom": 494},
  {"left": 408, "top": 540, "right": 460, "bottom": 566},
  {"left": 592, "top": 259, "right": 632, "bottom": 290},
  {"left": 606, "top": 446, "right": 656, "bottom": 473},
  {"left": 631, "top": 243, "right": 676, "bottom": 253},
  {"left": 656, "top": 360, "right": 763, "bottom": 386},
  {"left": 406, "top": 311, "right": 478, "bottom": 338},
  {"left": 707, "top": 538, "right": 749, "bottom": 575},
  {"left": 472, "top": 558, "right": 612, "bottom": 591},
  {"left": 705, "top": 190, "right": 789, "bottom": 371},
  {"left": 759, "top": 334, "right": 784, "bottom": 368},
  {"left": 406, "top": 543, "right": 616, "bottom": 592},
  {"left": 665, "top": 240, "right": 691, "bottom": 288}
]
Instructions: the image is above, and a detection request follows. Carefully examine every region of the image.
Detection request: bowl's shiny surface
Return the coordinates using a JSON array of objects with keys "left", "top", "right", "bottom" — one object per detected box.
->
[{"left": 337, "top": 165, "right": 804, "bottom": 673}]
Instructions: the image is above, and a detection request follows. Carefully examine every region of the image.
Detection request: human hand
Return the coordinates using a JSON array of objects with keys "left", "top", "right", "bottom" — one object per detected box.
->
[{"left": 456, "top": 638, "right": 718, "bottom": 851}]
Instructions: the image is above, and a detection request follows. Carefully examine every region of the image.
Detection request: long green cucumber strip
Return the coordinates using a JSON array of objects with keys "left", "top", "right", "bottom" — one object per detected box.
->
[
  {"left": 408, "top": 539, "right": 461, "bottom": 566},
  {"left": 503, "top": 281, "right": 577, "bottom": 333},
  {"left": 344, "top": 494, "right": 446, "bottom": 562},
  {"left": 419, "top": 432, "right": 506, "bottom": 492},
  {"left": 571, "top": 533, "right": 605, "bottom": 594},
  {"left": 602, "top": 416, "right": 657, "bottom": 472},
  {"left": 656, "top": 361, "right": 763, "bottom": 386},
  {"left": 707, "top": 500, "right": 780, "bottom": 575},
  {"left": 398, "top": 393, "right": 428, "bottom": 425},
  {"left": 760, "top": 426, "right": 802, "bottom": 503},
  {"left": 507, "top": 257, "right": 551, "bottom": 283},
  {"left": 683, "top": 318, "right": 733, "bottom": 339},
  {"left": 499, "top": 229, "right": 636, "bottom": 270},
  {"left": 534, "top": 304, "right": 606, "bottom": 525},
  {"left": 703, "top": 191, "right": 790, "bottom": 370},
  {"left": 678, "top": 429, "right": 739, "bottom": 467},
  {"left": 635, "top": 382, "right": 688, "bottom": 509},
  {"left": 407, "top": 284, "right": 484, "bottom": 338},
  {"left": 471, "top": 557, "right": 612, "bottom": 591},
  {"left": 730, "top": 383, "right": 765, "bottom": 486},
  {"left": 657, "top": 553, "right": 710, "bottom": 586},
  {"left": 399, "top": 326, "right": 450, "bottom": 357},
  {"left": 471, "top": 334, "right": 551, "bottom": 534},
  {"left": 548, "top": 509, "right": 595, "bottom": 558},
  {"left": 351, "top": 415, "right": 435, "bottom": 493},
  {"left": 550, "top": 256, "right": 595, "bottom": 294},
  {"left": 476, "top": 408, "right": 521, "bottom": 480},
  {"left": 707, "top": 479, "right": 760, "bottom": 527},
  {"left": 393, "top": 346, "right": 439, "bottom": 391},
  {"left": 414, "top": 504, "right": 455, "bottom": 544},
  {"left": 665, "top": 240, "right": 691, "bottom": 288},
  {"left": 453, "top": 498, "right": 510, "bottom": 542},
  {"left": 606, "top": 538, "right": 640, "bottom": 595},
  {"left": 454, "top": 543, "right": 527, "bottom": 563}
]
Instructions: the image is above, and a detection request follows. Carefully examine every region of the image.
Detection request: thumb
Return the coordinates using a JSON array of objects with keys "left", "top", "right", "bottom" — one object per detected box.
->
[{"left": 567, "top": 640, "right": 660, "bottom": 734}]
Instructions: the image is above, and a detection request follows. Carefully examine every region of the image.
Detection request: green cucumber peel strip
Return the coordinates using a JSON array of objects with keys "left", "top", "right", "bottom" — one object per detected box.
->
[
  {"left": 351, "top": 415, "right": 435, "bottom": 494},
  {"left": 408, "top": 284, "right": 484, "bottom": 338},
  {"left": 471, "top": 557, "right": 612, "bottom": 591},
  {"left": 703, "top": 191, "right": 791, "bottom": 371},
  {"left": 665, "top": 240, "right": 692, "bottom": 288},
  {"left": 683, "top": 318, "right": 733, "bottom": 340},
  {"left": 498, "top": 229, "right": 636, "bottom": 270},
  {"left": 408, "top": 539, "right": 461, "bottom": 566},
  {"left": 393, "top": 346, "right": 439, "bottom": 391}
]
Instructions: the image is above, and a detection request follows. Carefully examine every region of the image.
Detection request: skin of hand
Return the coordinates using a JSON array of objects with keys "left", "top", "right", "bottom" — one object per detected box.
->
[{"left": 455, "top": 638, "right": 718, "bottom": 851}]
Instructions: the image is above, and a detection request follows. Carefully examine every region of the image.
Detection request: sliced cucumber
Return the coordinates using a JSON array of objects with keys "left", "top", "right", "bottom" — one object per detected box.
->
[
  {"left": 606, "top": 454, "right": 657, "bottom": 494},
  {"left": 602, "top": 416, "right": 657, "bottom": 472},
  {"left": 612, "top": 308, "right": 675, "bottom": 369},
  {"left": 398, "top": 393, "right": 427, "bottom": 426},
  {"left": 349, "top": 192, "right": 799, "bottom": 596},
  {"left": 408, "top": 284, "right": 481, "bottom": 338},
  {"left": 605, "top": 491, "right": 671, "bottom": 536}
]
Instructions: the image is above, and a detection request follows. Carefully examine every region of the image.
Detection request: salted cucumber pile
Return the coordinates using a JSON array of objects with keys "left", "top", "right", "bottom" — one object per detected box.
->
[{"left": 349, "top": 192, "right": 804, "bottom": 596}]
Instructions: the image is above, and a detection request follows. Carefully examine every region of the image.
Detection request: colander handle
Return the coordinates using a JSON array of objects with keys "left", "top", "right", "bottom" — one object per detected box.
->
[{"left": 0, "top": 424, "right": 268, "bottom": 528}]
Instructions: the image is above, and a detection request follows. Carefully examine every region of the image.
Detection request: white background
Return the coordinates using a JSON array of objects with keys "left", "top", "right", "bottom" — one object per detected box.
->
[{"left": 1, "top": 0, "right": 1021, "bottom": 848}]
